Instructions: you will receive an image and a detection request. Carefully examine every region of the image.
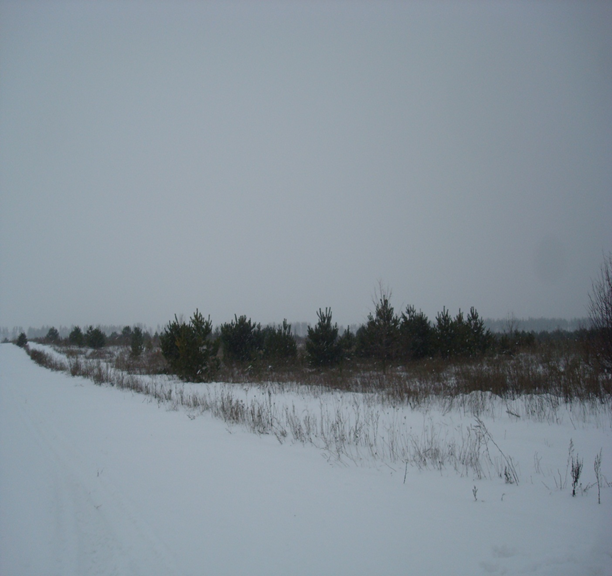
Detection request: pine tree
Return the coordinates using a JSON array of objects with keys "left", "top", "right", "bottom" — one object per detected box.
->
[
  {"left": 400, "top": 306, "right": 433, "bottom": 360},
  {"left": 121, "top": 326, "right": 133, "bottom": 345},
  {"left": 85, "top": 326, "right": 106, "bottom": 349},
  {"left": 355, "top": 287, "right": 400, "bottom": 371},
  {"left": 69, "top": 326, "right": 84, "bottom": 347},
  {"left": 45, "top": 327, "right": 60, "bottom": 343},
  {"left": 338, "top": 328, "right": 356, "bottom": 362},
  {"left": 366, "top": 289, "right": 400, "bottom": 372},
  {"left": 160, "top": 310, "right": 219, "bottom": 382},
  {"left": 453, "top": 309, "right": 469, "bottom": 356},
  {"left": 262, "top": 319, "right": 297, "bottom": 363},
  {"left": 220, "top": 315, "right": 264, "bottom": 364},
  {"left": 130, "top": 326, "right": 144, "bottom": 358},
  {"left": 434, "top": 307, "right": 454, "bottom": 358},
  {"left": 306, "top": 308, "right": 342, "bottom": 367},
  {"left": 465, "top": 307, "right": 491, "bottom": 356}
]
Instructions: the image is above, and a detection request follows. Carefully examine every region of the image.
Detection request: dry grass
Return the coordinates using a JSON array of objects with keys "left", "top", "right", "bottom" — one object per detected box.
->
[{"left": 22, "top": 340, "right": 612, "bottom": 484}]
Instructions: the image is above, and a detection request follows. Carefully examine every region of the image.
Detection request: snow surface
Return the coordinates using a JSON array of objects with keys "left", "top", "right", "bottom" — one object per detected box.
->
[{"left": 1, "top": 343, "right": 611, "bottom": 575}]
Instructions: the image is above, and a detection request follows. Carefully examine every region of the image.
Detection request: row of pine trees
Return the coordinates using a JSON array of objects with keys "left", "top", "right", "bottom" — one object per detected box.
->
[{"left": 159, "top": 292, "right": 493, "bottom": 382}]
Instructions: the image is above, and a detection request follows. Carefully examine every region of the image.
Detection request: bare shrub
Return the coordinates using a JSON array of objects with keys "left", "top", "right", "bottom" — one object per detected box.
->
[
  {"left": 588, "top": 252, "right": 612, "bottom": 370},
  {"left": 594, "top": 449, "right": 602, "bottom": 504},
  {"left": 115, "top": 347, "right": 169, "bottom": 375},
  {"left": 27, "top": 348, "right": 67, "bottom": 371},
  {"left": 571, "top": 454, "right": 583, "bottom": 497}
]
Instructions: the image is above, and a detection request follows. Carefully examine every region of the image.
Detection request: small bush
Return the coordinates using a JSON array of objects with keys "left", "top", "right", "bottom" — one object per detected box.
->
[
  {"left": 28, "top": 348, "right": 66, "bottom": 371},
  {"left": 16, "top": 333, "right": 27, "bottom": 348}
]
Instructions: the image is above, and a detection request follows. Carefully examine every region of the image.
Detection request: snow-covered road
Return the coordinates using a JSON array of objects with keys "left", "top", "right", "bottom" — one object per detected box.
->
[
  {"left": 1, "top": 343, "right": 610, "bottom": 575},
  {"left": 0, "top": 345, "right": 183, "bottom": 575}
]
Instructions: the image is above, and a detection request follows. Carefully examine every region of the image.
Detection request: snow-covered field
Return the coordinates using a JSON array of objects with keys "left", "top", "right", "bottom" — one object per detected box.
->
[{"left": 1, "top": 343, "right": 610, "bottom": 575}]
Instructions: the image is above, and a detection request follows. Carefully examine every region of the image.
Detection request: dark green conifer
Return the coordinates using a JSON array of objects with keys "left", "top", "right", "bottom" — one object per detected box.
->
[
  {"left": 130, "top": 326, "right": 144, "bottom": 358},
  {"left": 306, "top": 308, "right": 342, "bottom": 367}
]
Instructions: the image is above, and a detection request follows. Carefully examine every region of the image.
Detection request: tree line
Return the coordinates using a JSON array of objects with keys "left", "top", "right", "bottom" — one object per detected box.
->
[
  {"left": 157, "top": 290, "right": 501, "bottom": 382},
  {"left": 10, "top": 299, "right": 583, "bottom": 385},
  {"left": 11, "top": 295, "right": 563, "bottom": 383},
  {"left": 11, "top": 325, "right": 149, "bottom": 359},
  {"left": 13, "top": 250, "right": 612, "bottom": 383}
]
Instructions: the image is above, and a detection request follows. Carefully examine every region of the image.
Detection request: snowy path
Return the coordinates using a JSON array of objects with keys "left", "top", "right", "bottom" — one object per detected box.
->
[
  {"left": 0, "top": 345, "right": 182, "bottom": 575},
  {"left": 1, "top": 343, "right": 611, "bottom": 575}
]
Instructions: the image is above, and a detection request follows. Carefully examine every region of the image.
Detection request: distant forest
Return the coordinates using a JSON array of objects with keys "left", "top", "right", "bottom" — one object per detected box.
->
[
  {"left": 483, "top": 317, "right": 588, "bottom": 333},
  {"left": 1, "top": 316, "right": 589, "bottom": 341}
]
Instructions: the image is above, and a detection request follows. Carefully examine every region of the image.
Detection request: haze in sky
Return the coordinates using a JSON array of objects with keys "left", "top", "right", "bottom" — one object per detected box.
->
[{"left": 1, "top": 0, "right": 611, "bottom": 330}]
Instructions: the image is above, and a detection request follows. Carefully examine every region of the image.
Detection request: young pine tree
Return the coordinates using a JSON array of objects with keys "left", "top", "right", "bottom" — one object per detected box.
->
[
  {"left": 160, "top": 310, "right": 219, "bottom": 382},
  {"left": 434, "top": 307, "right": 455, "bottom": 358},
  {"left": 306, "top": 308, "right": 342, "bottom": 368},
  {"left": 85, "top": 326, "right": 106, "bottom": 349},
  {"left": 262, "top": 319, "right": 297, "bottom": 364},
  {"left": 16, "top": 332, "right": 27, "bottom": 348},
  {"left": 45, "top": 327, "right": 60, "bottom": 343},
  {"left": 130, "top": 326, "right": 144, "bottom": 358},
  {"left": 220, "top": 315, "right": 264, "bottom": 364},
  {"left": 366, "top": 289, "right": 400, "bottom": 372},
  {"left": 355, "top": 286, "right": 400, "bottom": 371},
  {"left": 465, "top": 307, "right": 492, "bottom": 357},
  {"left": 400, "top": 306, "right": 434, "bottom": 361},
  {"left": 69, "top": 326, "right": 84, "bottom": 347}
]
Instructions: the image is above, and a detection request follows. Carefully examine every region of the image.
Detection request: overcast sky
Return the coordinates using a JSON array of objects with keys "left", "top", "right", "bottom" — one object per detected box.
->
[{"left": 1, "top": 0, "right": 611, "bottom": 330}]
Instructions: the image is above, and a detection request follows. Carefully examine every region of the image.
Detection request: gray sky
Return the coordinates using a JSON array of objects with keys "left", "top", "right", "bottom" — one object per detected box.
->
[{"left": 1, "top": 0, "right": 611, "bottom": 330}]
